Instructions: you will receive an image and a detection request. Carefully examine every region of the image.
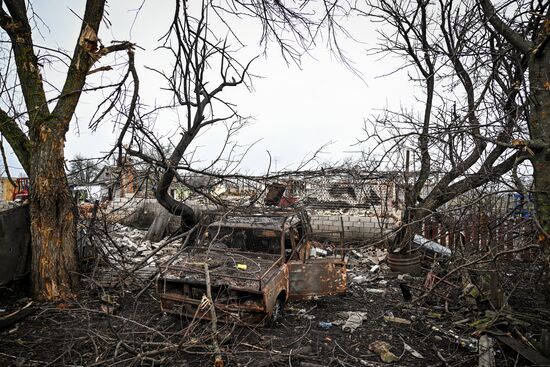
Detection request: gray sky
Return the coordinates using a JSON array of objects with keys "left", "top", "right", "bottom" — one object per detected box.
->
[{"left": 4, "top": 1, "right": 415, "bottom": 177}]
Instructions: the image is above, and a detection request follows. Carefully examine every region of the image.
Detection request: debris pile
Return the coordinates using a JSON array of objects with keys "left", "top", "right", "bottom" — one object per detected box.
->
[{"left": 84, "top": 223, "right": 182, "bottom": 288}]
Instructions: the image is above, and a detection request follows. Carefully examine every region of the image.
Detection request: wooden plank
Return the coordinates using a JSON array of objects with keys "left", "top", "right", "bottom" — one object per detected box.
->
[{"left": 496, "top": 335, "right": 550, "bottom": 366}]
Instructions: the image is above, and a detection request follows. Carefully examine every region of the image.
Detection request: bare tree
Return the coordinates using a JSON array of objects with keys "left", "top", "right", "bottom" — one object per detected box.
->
[
  {"left": 67, "top": 154, "right": 100, "bottom": 185},
  {"left": 0, "top": 1, "right": 133, "bottom": 300},
  {"left": 477, "top": 0, "right": 550, "bottom": 275},
  {"left": 125, "top": 1, "right": 254, "bottom": 231},
  {"left": 356, "top": 0, "right": 543, "bottom": 253}
]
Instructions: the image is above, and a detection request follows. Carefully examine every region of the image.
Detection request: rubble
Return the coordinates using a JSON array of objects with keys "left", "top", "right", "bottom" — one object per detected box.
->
[
  {"left": 87, "top": 223, "right": 182, "bottom": 287},
  {"left": 2, "top": 186, "right": 544, "bottom": 367}
]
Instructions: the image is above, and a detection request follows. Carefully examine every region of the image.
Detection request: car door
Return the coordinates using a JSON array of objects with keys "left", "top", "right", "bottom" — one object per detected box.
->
[{"left": 287, "top": 257, "right": 347, "bottom": 300}]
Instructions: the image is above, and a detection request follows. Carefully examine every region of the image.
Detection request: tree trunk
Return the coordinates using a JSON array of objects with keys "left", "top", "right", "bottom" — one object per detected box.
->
[
  {"left": 392, "top": 206, "right": 429, "bottom": 252},
  {"left": 154, "top": 131, "right": 199, "bottom": 226},
  {"left": 29, "top": 125, "right": 77, "bottom": 301},
  {"left": 146, "top": 209, "right": 173, "bottom": 242},
  {"left": 529, "top": 21, "right": 550, "bottom": 280}
]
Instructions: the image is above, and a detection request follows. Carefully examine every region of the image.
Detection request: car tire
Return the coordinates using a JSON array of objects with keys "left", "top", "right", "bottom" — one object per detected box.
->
[{"left": 270, "top": 297, "right": 284, "bottom": 324}]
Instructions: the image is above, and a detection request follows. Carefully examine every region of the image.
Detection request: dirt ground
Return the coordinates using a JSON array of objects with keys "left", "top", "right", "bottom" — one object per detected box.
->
[{"left": 1, "top": 256, "right": 549, "bottom": 366}]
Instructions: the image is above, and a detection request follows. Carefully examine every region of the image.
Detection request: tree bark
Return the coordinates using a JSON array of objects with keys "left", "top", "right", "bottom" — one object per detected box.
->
[
  {"left": 0, "top": 0, "right": 120, "bottom": 301},
  {"left": 146, "top": 209, "right": 173, "bottom": 242},
  {"left": 29, "top": 122, "right": 78, "bottom": 300},
  {"left": 154, "top": 131, "right": 199, "bottom": 227},
  {"left": 529, "top": 19, "right": 550, "bottom": 267}
]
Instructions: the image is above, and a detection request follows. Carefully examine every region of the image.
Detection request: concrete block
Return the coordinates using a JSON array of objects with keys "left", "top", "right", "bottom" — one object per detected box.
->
[
  {"left": 362, "top": 222, "right": 377, "bottom": 228},
  {"left": 329, "top": 220, "right": 341, "bottom": 227}
]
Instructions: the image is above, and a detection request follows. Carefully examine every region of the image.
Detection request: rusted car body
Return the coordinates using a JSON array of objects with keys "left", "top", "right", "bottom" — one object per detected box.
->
[{"left": 157, "top": 210, "right": 346, "bottom": 324}]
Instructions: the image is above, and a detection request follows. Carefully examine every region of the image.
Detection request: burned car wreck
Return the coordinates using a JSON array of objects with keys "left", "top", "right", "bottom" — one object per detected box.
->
[{"left": 157, "top": 210, "right": 347, "bottom": 324}]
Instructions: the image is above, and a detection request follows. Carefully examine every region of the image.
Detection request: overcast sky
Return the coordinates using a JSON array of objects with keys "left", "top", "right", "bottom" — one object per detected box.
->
[{"left": 3, "top": 1, "right": 416, "bottom": 177}]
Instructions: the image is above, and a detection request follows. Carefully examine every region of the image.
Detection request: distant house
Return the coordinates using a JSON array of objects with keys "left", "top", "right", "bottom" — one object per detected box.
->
[
  {"left": 70, "top": 184, "right": 106, "bottom": 202},
  {"left": 0, "top": 177, "right": 30, "bottom": 202},
  {"left": 90, "top": 162, "right": 159, "bottom": 200},
  {"left": 0, "top": 177, "right": 15, "bottom": 201}
]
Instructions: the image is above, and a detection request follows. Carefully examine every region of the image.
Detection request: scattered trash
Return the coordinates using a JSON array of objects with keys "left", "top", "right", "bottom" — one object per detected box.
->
[
  {"left": 430, "top": 325, "right": 478, "bottom": 352},
  {"left": 351, "top": 275, "right": 368, "bottom": 284},
  {"left": 318, "top": 321, "right": 333, "bottom": 330},
  {"left": 413, "top": 234, "right": 452, "bottom": 256},
  {"left": 332, "top": 311, "right": 368, "bottom": 333},
  {"left": 343, "top": 312, "right": 368, "bottom": 333},
  {"left": 365, "top": 288, "right": 385, "bottom": 294},
  {"left": 397, "top": 273, "right": 413, "bottom": 282},
  {"left": 384, "top": 316, "right": 411, "bottom": 325},
  {"left": 403, "top": 341, "right": 424, "bottom": 359},
  {"left": 369, "top": 340, "right": 399, "bottom": 363},
  {"left": 311, "top": 247, "right": 328, "bottom": 257},
  {"left": 478, "top": 335, "right": 495, "bottom": 367},
  {"left": 366, "top": 248, "right": 388, "bottom": 264}
]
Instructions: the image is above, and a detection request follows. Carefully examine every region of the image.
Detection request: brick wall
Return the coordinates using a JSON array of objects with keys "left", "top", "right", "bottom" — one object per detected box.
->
[
  {"left": 309, "top": 213, "right": 397, "bottom": 240},
  {"left": 105, "top": 196, "right": 397, "bottom": 241}
]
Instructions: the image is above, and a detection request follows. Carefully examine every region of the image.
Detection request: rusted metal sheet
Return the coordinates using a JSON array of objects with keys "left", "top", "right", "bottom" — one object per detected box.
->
[
  {"left": 0, "top": 204, "right": 31, "bottom": 286},
  {"left": 287, "top": 259, "right": 347, "bottom": 300}
]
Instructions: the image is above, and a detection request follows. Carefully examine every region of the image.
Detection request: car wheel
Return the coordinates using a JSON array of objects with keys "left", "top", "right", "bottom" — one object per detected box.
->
[{"left": 270, "top": 297, "right": 284, "bottom": 324}]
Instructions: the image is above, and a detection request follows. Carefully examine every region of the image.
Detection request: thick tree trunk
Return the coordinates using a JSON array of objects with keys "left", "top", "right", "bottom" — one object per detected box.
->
[
  {"left": 529, "top": 24, "right": 550, "bottom": 278},
  {"left": 146, "top": 209, "right": 173, "bottom": 242},
  {"left": 392, "top": 205, "right": 429, "bottom": 252},
  {"left": 154, "top": 131, "right": 199, "bottom": 227},
  {"left": 29, "top": 127, "right": 77, "bottom": 300}
]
